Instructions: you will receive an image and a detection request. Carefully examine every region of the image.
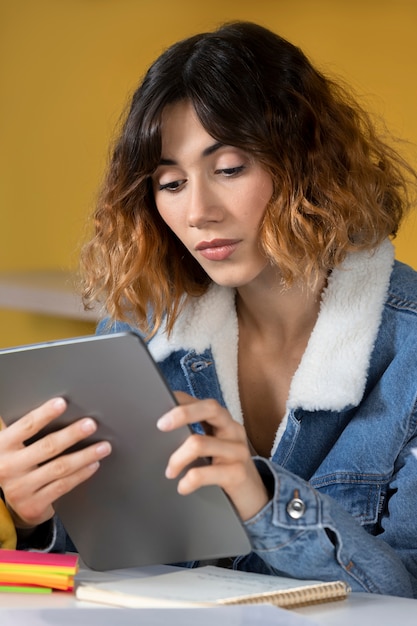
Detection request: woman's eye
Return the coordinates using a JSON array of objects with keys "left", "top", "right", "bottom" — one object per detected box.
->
[
  {"left": 216, "top": 165, "right": 245, "bottom": 177},
  {"left": 158, "top": 179, "right": 185, "bottom": 192}
]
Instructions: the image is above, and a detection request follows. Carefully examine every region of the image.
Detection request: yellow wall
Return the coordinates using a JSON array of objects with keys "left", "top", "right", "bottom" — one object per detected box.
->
[{"left": 1, "top": 0, "right": 417, "bottom": 348}]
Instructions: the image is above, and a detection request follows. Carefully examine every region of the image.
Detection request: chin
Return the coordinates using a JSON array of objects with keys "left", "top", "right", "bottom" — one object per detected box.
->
[
  {"left": 206, "top": 264, "right": 268, "bottom": 289},
  {"left": 209, "top": 275, "right": 256, "bottom": 289}
]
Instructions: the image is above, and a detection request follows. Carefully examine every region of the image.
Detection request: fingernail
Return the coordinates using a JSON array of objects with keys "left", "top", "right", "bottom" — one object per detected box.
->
[
  {"left": 53, "top": 398, "right": 66, "bottom": 410},
  {"left": 81, "top": 418, "right": 97, "bottom": 434},
  {"left": 157, "top": 415, "right": 172, "bottom": 430},
  {"left": 95, "top": 442, "right": 112, "bottom": 456}
]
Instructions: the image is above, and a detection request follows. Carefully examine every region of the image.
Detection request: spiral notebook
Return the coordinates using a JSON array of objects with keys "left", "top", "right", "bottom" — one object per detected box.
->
[{"left": 76, "top": 565, "right": 351, "bottom": 609}]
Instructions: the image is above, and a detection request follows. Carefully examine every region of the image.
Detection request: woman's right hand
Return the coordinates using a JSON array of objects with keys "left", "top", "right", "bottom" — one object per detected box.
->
[{"left": 0, "top": 397, "right": 111, "bottom": 530}]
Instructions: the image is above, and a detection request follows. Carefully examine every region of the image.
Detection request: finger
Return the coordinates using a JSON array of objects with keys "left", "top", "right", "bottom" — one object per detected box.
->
[
  {"left": 176, "top": 462, "right": 247, "bottom": 495},
  {"left": 24, "top": 415, "right": 101, "bottom": 467},
  {"left": 5, "top": 441, "right": 112, "bottom": 526},
  {"left": 157, "top": 399, "right": 243, "bottom": 440},
  {"left": 0, "top": 398, "right": 67, "bottom": 447},
  {"left": 179, "top": 461, "right": 270, "bottom": 522},
  {"left": 173, "top": 391, "right": 196, "bottom": 405},
  {"left": 12, "top": 438, "right": 112, "bottom": 497},
  {"left": 1, "top": 415, "right": 98, "bottom": 477},
  {"left": 165, "top": 434, "right": 249, "bottom": 479},
  {"left": 35, "top": 440, "right": 112, "bottom": 487},
  {"left": 8, "top": 461, "right": 103, "bottom": 528}
]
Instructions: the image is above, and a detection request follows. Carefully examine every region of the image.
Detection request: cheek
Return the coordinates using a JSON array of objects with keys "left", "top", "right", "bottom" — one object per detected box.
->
[
  {"left": 259, "top": 176, "right": 274, "bottom": 207},
  {"left": 155, "top": 203, "right": 188, "bottom": 244},
  {"left": 155, "top": 200, "right": 176, "bottom": 230},
  {"left": 244, "top": 175, "right": 273, "bottom": 220},
  {"left": 244, "top": 191, "right": 271, "bottom": 227}
]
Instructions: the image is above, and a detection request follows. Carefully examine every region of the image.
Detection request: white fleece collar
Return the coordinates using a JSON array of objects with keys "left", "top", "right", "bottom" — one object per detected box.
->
[
  {"left": 149, "top": 240, "right": 395, "bottom": 420},
  {"left": 288, "top": 239, "right": 394, "bottom": 411},
  {"left": 148, "top": 283, "right": 242, "bottom": 423}
]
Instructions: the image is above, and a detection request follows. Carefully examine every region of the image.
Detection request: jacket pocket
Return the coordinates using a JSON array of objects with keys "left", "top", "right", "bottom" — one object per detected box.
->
[{"left": 310, "top": 473, "right": 385, "bottom": 526}]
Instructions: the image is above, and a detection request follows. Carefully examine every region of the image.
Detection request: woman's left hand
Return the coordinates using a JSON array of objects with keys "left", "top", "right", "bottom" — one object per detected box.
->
[{"left": 157, "top": 392, "right": 270, "bottom": 521}]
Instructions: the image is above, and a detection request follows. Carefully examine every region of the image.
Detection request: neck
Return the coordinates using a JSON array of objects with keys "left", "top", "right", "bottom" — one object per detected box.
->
[{"left": 236, "top": 271, "right": 326, "bottom": 344}]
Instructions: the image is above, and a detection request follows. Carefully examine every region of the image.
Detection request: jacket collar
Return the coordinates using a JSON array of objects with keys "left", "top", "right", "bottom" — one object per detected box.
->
[
  {"left": 288, "top": 239, "right": 394, "bottom": 411},
  {"left": 149, "top": 240, "right": 394, "bottom": 416},
  {"left": 148, "top": 281, "right": 241, "bottom": 421}
]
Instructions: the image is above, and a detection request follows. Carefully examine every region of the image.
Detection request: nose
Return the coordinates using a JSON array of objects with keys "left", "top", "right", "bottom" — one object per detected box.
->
[{"left": 187, "top": 178, "right": 223, "bottom": 228}]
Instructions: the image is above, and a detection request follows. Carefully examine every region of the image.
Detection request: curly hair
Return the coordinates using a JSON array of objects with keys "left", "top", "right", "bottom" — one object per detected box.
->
[{"left": 80, "top": 21, "right": 416, "bottom": 336}]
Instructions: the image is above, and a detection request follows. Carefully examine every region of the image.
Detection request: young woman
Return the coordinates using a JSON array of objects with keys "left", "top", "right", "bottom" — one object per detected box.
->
[{"left": 1, "top": 21, "right": 417, "bottom": 598}]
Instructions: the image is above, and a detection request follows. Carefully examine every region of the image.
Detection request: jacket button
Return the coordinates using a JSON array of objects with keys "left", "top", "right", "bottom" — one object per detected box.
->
[
  {"left": 190, "top": 360, "right": 212, "bottom": 372},
  {"left": 286, "top": 497, "right": 306, "bottom": 519}
]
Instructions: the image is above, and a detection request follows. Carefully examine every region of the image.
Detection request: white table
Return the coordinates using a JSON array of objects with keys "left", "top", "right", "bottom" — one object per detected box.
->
[
  {"left": 295, "top": 591, "right": 417, "bottom": 625},
  {"left": 0, "top": 564, "right": 416, "bottom": 625}
]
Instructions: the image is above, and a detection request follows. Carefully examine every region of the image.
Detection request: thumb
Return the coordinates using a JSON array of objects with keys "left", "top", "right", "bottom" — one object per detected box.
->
[{"left": 173, "top": 391, "right": 196, "bottom": 406}]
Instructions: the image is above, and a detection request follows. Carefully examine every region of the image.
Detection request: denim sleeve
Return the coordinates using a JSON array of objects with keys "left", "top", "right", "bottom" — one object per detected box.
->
[
  {"left": 95, "top": 317, "right": 146, "bottom": 339},
  {"left": 243, "top": 455, "right": 416, "bottom": 598},
  {"left": 16, "top": 514, "right": 74, "bottom": 553}
]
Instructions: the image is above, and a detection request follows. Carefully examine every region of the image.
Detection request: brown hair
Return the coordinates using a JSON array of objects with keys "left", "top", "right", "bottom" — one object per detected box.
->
[{"left": 80, "top": 21, "right": 416, "bottom": 335}]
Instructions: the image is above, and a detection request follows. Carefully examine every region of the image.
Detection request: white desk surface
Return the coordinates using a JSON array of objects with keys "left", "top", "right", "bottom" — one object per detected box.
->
[{"left": 0, "top": 564, "right": 416, "bottom": 625}]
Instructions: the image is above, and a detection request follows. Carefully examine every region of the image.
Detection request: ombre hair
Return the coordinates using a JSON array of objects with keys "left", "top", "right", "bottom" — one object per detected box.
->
[{"left": 81, "top": 21, "right": 416, "bottom": 336}]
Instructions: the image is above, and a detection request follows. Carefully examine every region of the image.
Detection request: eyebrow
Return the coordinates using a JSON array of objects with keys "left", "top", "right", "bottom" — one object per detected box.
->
[{"left": 158, "top": 141, "right": 224, "bottom": 166}]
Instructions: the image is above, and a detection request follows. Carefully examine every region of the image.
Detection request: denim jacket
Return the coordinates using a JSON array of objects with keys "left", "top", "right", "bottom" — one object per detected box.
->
[{"left": 49, "top": 240, "right": 417, "bottom": 598}]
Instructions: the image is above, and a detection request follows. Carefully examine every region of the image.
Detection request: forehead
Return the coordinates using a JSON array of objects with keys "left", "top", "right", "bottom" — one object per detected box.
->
[{"left": 160, "top": 100, "right": 215, "bottom": 156}]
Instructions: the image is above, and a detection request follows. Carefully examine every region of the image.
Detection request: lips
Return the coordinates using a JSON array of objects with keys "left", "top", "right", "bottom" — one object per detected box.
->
[{"left": 195, "top": 239, "right": 241, "bottom": 261}]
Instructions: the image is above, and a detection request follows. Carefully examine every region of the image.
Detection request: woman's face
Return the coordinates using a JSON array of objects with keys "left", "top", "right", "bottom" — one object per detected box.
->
[{"left": 152, "top": 100, "right": 274, "bottom": 289}]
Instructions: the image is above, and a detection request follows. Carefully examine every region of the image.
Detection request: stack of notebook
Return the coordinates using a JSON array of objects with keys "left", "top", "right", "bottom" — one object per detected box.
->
[{"left": 0, "top": 549, "right": 78, "bottom": 593}]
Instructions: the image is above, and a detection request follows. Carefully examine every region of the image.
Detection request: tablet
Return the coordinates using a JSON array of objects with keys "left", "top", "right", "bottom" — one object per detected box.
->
[{"left": 0, "top": 332, "right": 251, "bottom": 570}]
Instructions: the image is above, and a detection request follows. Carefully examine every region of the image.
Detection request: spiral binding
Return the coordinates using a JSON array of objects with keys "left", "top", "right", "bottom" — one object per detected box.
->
[{"left": 219, "top": 580, "right": 350, "bottom": 609}]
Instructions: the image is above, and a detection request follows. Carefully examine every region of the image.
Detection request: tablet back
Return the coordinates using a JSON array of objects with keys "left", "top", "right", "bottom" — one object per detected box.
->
[{"left": 0, "top": 332, "right": 251, "bottom": 570}]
